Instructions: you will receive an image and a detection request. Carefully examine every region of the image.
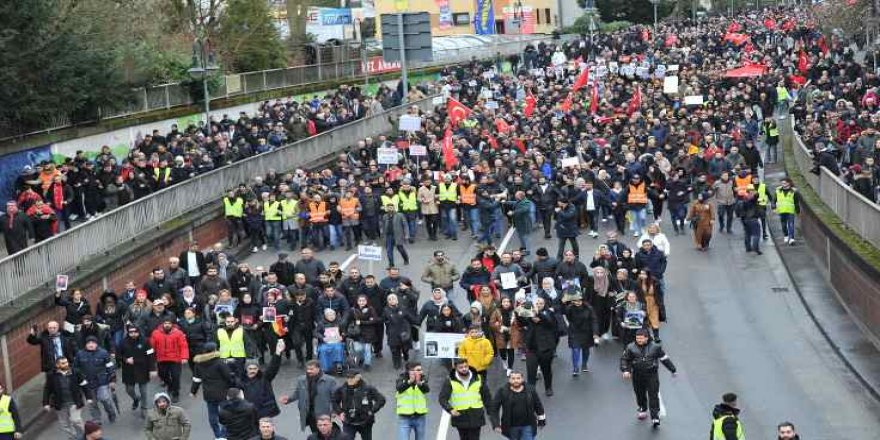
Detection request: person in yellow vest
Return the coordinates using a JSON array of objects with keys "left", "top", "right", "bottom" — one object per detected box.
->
[
  {"left": 396, "top": 361, "right": 429, "bottom": 440},
  {"left": 398, "top": 179, "right": 420, "bottom": 243},
  {"left": 438, "top": 175, "right": 459, "bottom": 240},
  {"left": 710, "top": 393, "right": 745, "bottom": 440},
  {"left": 381, "top": 186, "right": 400, "bottom": 213},
  {"left": 771, "top": 177, "right": 800, "bottom": 245},
  {"left": 223, "top": 190, "right": 245, "bottom": 247},
  {"left": 0, "top": 382, "right": 22, "bottom": 439},
  {"left": 458, "top": 177, "right": 479, "bottom": 239},
  {"left": 338, "top": 188, "right": 362, "bottom": 251},
  {"left": 152, "top": 160, "right": 172, "bottom": 190},
  {"left": 307, "top": 194, "right": 329, "bottom": 250},
  {"left": 439, "top": 358, "right": 492, "bottom": 440},
  {"left": 263, "top": 192, "right": 283, "bottom": 252},
  {"left": 280, "top": 190, "right": 301, "bottom": 250},
  {"left": 418, "top": 179, "right": 440, "bottom": 241},
  {"left": 750, "top": 175, "right": 770, "bottom": 239},
  {"left": 217, "top": 314, "right": 247, "bottom": 377},
  {"left": 775, "top": 80, "right": 790, "bottom": 116}
]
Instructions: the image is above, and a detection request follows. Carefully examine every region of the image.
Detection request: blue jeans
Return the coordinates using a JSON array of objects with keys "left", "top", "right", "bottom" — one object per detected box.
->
[
  {"left": 206, "top": 401, "right": 225, "bottom": 438},
  {"left": 780, "top": 213, "right": 796, "bottom": 240},
  {"left": 571, "top": 347, "right": 591, "bottom": 372},
  {"left": 670, "top": 204, "right": 688, "bottom": 229},
  {"left": 516, "top": 227, "right": 531, "bottom": 253},
  {"left": 404, "top": 212, "right": 418, "bottom": 239},
  {"left": 398, "top": 414, "right": 426, "bottom": 440},
  {"left": 440, "top": 206, "right": 457, "bottom": 239},
  {"left": 466, "top": 207, "right": 480, "bottom": 236},
  {"left": 493, "top": 207, "right": 504, "bottom": 237},
  {"left": 385, "top": 236, "right": 409, "bottom": 267},
  {"left": 329, "top": 224, "right": 343, "bottom": 248},
  {"left": 265, "top": 220, "right": 282, "bottom": 250},
  {"left": 508, "top": 425, "right": 536, "bottom": 440},
  {"left": 629, "top": 208, "right": 647, "bottom": 235},
  {"left": 743, "top": 218, "right": 761, "bottom": 252},
  {"left": 351, "top": 341, "right": 373, "bottom": 367}
]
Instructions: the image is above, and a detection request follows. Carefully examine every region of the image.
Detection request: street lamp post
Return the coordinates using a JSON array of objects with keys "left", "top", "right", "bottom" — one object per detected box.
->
[
  {"left": 651, "top": 0, "right": 659, "bottom": 31},
  {"left": 188, "top": 38, "right": 218, "bottom": 125}
]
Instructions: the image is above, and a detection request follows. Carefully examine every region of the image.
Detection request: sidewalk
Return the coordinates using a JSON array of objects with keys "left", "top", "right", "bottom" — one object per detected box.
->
[{"left": 764, "top": 165, "right": 880, "bottom": 401}]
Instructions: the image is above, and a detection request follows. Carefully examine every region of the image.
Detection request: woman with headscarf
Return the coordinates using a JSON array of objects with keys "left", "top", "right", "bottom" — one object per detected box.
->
[
  {"left": 636, "top": 271, "right": 665, "bottom": 343},
  {"left": 590, "top": 266, "right": 614, "bottom": 340},
  {"left": 687, "top": 192, "right": 715, "bottom": 251},
  {"left": 489, "top": 297, "right": 522, "bottom": 376}
]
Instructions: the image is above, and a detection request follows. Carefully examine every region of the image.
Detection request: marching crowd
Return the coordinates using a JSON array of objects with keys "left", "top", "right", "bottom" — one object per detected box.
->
[
  {"left": 11, "top": 2, "right": 866, "bottom": 440},
  {"left": 0, "top": 82, "right": 413, "bottom": 256}
]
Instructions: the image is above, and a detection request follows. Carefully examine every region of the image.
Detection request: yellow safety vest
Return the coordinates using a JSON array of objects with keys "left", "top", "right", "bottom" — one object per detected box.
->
[
  {"left": 381, "top": 194, "right": 400, "bottom": 211},
  {"left": 0, "top": 395, "right": 15, "bottom": 433},
  {"left": 768, "top": 125, "right": 779, "bottom": 137},
  {"left": 153, "top": 167, "right": 171, "bottom": 184},
  {"left": 398, "top": 190, "right": 418, "bottom": 212},
  {"left": 712, "top": 415, "right": 745, "bottom": 440},
  {"left": 223, "top": 197, "right": 244, "bottom": 218},
  {"left": 448, "top": 376, "right": 484, "bottom": 411},
  {"left": 263, "top": 200, "right": 282, "bottom": 221},
  {"left": 396, "top": 386, "right": 429, "bottom": 415},
  {"left": 776, "top": 86, "right": 789, "bottom": 102},
  {"left": 755, "top": 183, "right": 768, "bottom": 206},
  {"left": 280, "top": 199, "right": 299, "bottom": 220},
  {"left": 217, "top": 327, "right": 246, "bottom": 359},
  {"left": 438, "top": 183, "right": 458, "bottom": 202},
  {"left": 775, "top": 189, "right": 796, "bottom": 214}
]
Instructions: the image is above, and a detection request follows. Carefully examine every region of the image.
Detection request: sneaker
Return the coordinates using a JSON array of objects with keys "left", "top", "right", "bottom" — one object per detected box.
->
[
  {"left": 601, "top": 217, "right": 608, "bottom": 222},
  {"left": 788, "top": 239, "right": 795, "bottom": 245},
  {"left": 632, "top": 231, "right": 640, "bottom": 237},
  {"left": 506, "top": 368, "right": 512, "bottom": 377},
  {"left": 572, "top": 371, "right": 579, "bottom": 377},
  {"left": 589, "top": 231, "right": 598, "bottom": 238},
  {"left": 131, "top": 398, "right": 139, "bottom": 411},
  {"left": 602, "top": 333, "right": 612, "bottom": 340},
  {"left": 261, "top": 244, "right": 268, "bottom": 251},
  {"left": 637, "top": 410, "right": 648, "bottom": 420},
  {"left": 582, "top": 367, "right": 590, "bottom": 373},
  {"left": 783, "top": 237, "right": 790, "bottom": 244},
  {"left": 545, "top": 389, "right": 553, "bottom": 396},
  {"left": 652, "top": 419, "right": 660, "bottom": 428}
]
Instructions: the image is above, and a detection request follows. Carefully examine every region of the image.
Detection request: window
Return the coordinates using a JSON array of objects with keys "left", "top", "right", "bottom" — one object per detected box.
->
[
  {"left": 536, "top": 10, "right": 541, "bottom": 24},
  {"left": 452, "top": 12, "right": 470, "bottom": 26},
  {"left": 545, "top": 8, "right": 551, "bottom": 25}
]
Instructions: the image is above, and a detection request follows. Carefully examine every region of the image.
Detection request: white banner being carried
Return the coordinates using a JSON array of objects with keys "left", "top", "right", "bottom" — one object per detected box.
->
[{"left": 423, "top": 332, "right": 465, "bottom": 358}]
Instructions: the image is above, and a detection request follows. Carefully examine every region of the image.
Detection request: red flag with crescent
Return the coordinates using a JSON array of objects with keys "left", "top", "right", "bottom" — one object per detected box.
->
[
  {"left": 494, "top": 118, "right": 512, "bottom": 134},
  {"left": 561, "top": 94, "right": 573, "bottom": 112},
  {"left": 524, "top": 93, "right": 537, "bottom": 117},
  {"left": 797, "top": 51, "right": 809, "bottom": 73},
  {"left": 627, "top": 87, "right": 642, "bottom": 116},
  {"left": 442, "top": 128, "right": 457, "bottom": 170},
  {"left": 781, "top": 20, "right": 795, "bottom": 32},
  {"left": 485, "top": 132, "right": 499, "bottom": 150},
  {"left": 727, "top": 22, "right": 741, "bottom": 33},
  {"left": 590, "top": 83, "right": 599, "bottom": 115},
  {"left": 447, "top": 97, "right": 472, "bottom": 126},
  {"left": 763, "top": 18, "right": 776, "bottom": 30},
  {"left": 572, "top": 68, "right": 590, "bottom": 93}
]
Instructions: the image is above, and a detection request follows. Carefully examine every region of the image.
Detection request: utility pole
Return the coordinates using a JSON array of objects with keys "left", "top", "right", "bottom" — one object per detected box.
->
[{"left": 397, "top": 13, "right": 409, "bottom": 105}]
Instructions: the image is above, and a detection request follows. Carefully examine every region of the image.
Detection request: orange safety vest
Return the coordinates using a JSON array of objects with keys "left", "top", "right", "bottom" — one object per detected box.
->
[
  {"left": 309, "top": 201, "right": 328, "bottom": 223},
  {"left": 734, "top": 175, "right": 752, "bottom": 193},
  {"left": 627, "top": 183, "right": 648, "bottom": 204},
  {"left": 460, "top": 184, "right": 477, "bottom": 205},
  {"left": 338, "top": 198, "right": 360, "bottom": 220}
]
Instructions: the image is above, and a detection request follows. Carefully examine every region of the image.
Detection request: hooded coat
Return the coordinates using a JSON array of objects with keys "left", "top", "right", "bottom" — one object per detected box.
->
[{"left": 145, "top": 392, "right": 192, "bottom": 440}]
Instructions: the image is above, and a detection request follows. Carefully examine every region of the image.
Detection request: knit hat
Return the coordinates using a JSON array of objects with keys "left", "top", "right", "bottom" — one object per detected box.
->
[{"left": 84, "top": 421, "right": 102, "bottom": 435}]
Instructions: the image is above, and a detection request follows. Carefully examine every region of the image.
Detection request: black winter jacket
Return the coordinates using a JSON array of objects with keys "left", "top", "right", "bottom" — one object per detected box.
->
[
  {"left": 438, "top": 368, "right": 492, "bottom": 429},
  {"left": 488, "top": 384, "right": 545, "bottom": 435},
  {"left": 191, "top": 351, "right": 237, "bottom": 402},
  {"left": 242, "top": 355, "right": 281, "bottom": 418},
  {"left": 27, "top": 331, "right": 77, "bottom": 372},
  {"left": 619, "top": 341, "right": 676, "bottom": 374},
  {"left": 219, "top": 398, "right": 259, "bottom": 440},
  {"left": 119, "top": 335, "right": 156, "bottom": 385},
  {"left": 332, "top": 381, "right": 386, "bottom": 426}
]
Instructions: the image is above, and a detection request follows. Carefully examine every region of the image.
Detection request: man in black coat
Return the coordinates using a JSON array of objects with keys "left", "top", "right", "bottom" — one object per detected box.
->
[
  {"left": 0, "top": 201, "right": 32, "bottom": 255},
  {"left": 332, "top": 369, "right": 386, "bottom": 440},
  {"left": 119, "top": 325, "right": 156, "bottom": 415},
  {"left": 531, "top": 176, "right": 559, "bottom": 239},
  {"left": 192, "top": 342, "right": 237, "bottom": 439},
  {"left": 242, "top": 343, "right": 283, "bottom": 419},
  {"left": 27, "top": 321, "right": 77, "bottom": 375},
  {"left": 43, "top": 357, "right": 92, "bottom": 440},
  {"left": 488, "top": 371, "right": 546, "bottom": 439},
  {"left": 219, "top": 387, "right": 259, "bottom": 440},
  {"left": 620, "top": 329, "right": 677, "bottom": 428},
  {"left": 178, "top": 241, "right": 207, "bottom": 288},
  {"left": 553, "top": 199, "right": 579, "bottom": 260},
  {"left": 438, "top": 359, "right": 492, "bottom": 440}
]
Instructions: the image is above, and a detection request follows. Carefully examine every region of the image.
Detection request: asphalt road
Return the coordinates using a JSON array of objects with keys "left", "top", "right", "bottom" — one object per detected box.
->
[{"left": 35, "top": 214, "right": 880, "bottom": 439}]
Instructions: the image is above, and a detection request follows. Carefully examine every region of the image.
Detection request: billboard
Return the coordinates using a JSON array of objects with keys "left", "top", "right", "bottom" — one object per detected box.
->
[{"left": 474, "top": 0, "right": 495, "bottom": 35}]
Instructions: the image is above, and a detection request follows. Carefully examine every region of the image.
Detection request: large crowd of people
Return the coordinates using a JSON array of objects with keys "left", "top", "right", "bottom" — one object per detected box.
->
[
  {"left": 0, "top": 82, "right": 426, "bottom": 256},
  {"left": 12, "top": 3, "right": 867, "bottom": 440}
]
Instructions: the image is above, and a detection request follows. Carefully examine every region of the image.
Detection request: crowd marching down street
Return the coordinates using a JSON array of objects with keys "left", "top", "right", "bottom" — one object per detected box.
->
[{"left": 18, "top": 2, "right": 880, "bottom": 439}]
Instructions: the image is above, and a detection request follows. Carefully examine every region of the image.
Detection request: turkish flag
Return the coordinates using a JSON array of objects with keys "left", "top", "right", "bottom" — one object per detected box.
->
[
  {"left": 764, "top": 18, "right": 776, "bottom": 30},
  {"left": 494, "top": 118, "right": 512, "bottom": 134},
  {"left": 447, "top": 98, "right": 472, "bottom": 126},
  {"left": 524, "top": 93, "right": 537, "bottom": 117},
  {"left": 442, "top": 129, "right": 458, "bottom": 170},
  {"left": 664, "top": 34, "right": 679, "bottom": 48},
  {"left": 797, "top": 51, "right": 809, "bottom": 73},
  {"left": 727, "top": 22, "right": 741, "bottom": 33},
  {"left": 817, "top": 36, "right": 829, "bottom": 55},
  {"left": 561, "top": 94, "right": 573, "bottom": 112},
  {"left": 514, "top": 138, "right": 526, "bottom": 153},
  {"left": 627, "top": 87, "right": 642, "bottom": 116},
  {"left": 485, "top": 131, "right": 499, "bottom": 150},
  {"left": 781, "top": 20, "right": 795, "bottom": 32},
  {"left": 572, "top": 68, "right": 590, "bottom": 93},
  {"left": 790, "top": 74, "right": 807, "bottom": 86},
  {"left": 590, "top": 83, "right": 599, "bottom": 115}
]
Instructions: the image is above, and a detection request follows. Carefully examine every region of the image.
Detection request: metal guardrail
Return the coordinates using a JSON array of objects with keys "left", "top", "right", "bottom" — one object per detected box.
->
[
  {"left": 0, "top": 97, "right": 436, "bottom": 306},
  {"left": 10, "top": 36, "right": 552, "bottom": 140},
  {"left": 790, "top": 119, "right": 880, "bottom": 249}
]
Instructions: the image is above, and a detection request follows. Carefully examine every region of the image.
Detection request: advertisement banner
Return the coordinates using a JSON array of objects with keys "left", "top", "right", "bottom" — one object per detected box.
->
[
  {"left": 306, "top": 7, "right": 352, "bottom": 42},
  {"left": 363, "top": 56, "right": 401, "bottom": 74},
  {"left": 436, "top": 0, "right": 453, "bottom": 29},
  {"left": 474, "top": 0, "right": 495, "bottom": 35}
]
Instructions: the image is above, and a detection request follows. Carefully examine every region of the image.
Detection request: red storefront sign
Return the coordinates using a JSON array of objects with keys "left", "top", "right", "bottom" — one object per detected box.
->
[{"left": 363, "top": 56, "right": 401, "bottom": 74}]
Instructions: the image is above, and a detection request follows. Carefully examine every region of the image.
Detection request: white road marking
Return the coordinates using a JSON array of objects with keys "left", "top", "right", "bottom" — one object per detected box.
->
[
  {"left": 498, "top": 227, "right": 516, "bottom": 252},
  {"left": 436, "top": 411, "right": 451, "bottom": 440},
  {"left": 658, "top": 392, "right": 667, "bottom": 418},
  {"left": 339, "top": 253, "right": 359, "bottom": 270}
]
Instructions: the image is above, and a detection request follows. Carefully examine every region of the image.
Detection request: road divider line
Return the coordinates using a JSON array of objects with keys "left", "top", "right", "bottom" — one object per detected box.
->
[
  {"left": 339, "top": 253, "right": 358, "bottom": 270},
  {"left": 658, "top": 392, "right": 667, "bottom": 418},
  {"left": 436, "top": 227, "right": 517, "bottom": 440}
]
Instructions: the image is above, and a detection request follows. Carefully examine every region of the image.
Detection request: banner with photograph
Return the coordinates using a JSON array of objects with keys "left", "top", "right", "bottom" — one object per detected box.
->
[{"left": 423, "top": 332, "right": 465, "bottom": 358}]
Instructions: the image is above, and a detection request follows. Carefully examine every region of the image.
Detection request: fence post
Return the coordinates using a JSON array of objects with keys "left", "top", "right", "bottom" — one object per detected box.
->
[
  {"left": 263, "top": 71, "right": 268, "bottom": 92},
  {"left": 165, "top": 84, "right": 171, "bottom": 109},
  {"left": 143, "top": 88, "right": 149, "bottom": 112}
]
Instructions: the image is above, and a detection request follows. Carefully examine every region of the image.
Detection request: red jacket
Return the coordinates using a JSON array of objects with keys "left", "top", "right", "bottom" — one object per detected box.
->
[{"left": 149, "top": 327, "right": 190, "bottom": 362}]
